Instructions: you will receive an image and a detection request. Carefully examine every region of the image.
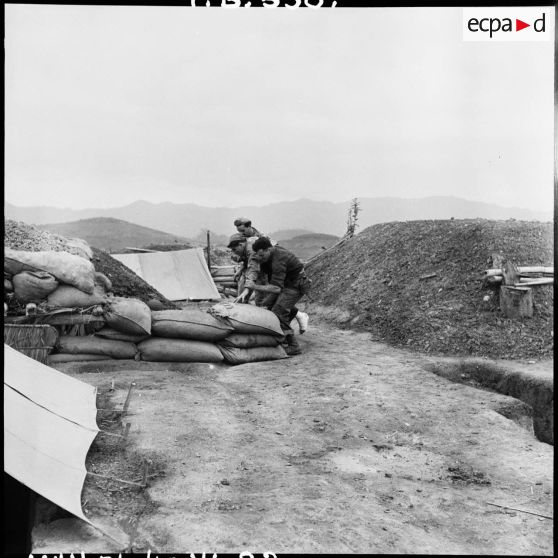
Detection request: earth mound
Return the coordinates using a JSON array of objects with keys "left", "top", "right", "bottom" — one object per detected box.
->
[
  {"left": 306, "top": 219, "right": 553, "bottom": 360},
  {"left": 91, "top": 247, "right": 176, "bottom": 309}
]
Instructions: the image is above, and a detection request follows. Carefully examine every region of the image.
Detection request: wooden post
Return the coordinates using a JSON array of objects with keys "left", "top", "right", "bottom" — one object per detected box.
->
[
  {"left": 502, "top": 261, "right": 519, "bottom": 285},
  {"left": 121, "top": 382, "right": 134, "bottom": 417},
  {"left": 120, "top": 423, "right": 131, "bottom": 448},
  {"left": 206, "top": 230, "right": 211, "bottom": 269},
  {"left": 500, "top": 286, "right": 533, "bottom": 318}
]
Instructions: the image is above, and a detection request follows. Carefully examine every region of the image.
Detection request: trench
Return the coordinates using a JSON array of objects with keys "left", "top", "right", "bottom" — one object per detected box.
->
[{"left": 424, "top": 359, "right": 553, "bottom": 445}]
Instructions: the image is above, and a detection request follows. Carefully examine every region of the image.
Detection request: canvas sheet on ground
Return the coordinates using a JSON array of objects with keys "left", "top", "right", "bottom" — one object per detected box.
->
[
  {"left": 3, "top": 344, "right": 99, "bottom": 522},
  {"left": 113, "top": 248, "right": 220, "bottom": 301}
]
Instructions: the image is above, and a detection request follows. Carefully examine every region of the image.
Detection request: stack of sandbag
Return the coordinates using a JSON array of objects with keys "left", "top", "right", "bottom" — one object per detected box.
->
[
  {"left": 48, "top": 300, "right": 291, "bottom": 366},
  {"left": 5, "top": 246, "right": 102, "bottom": 306},
  {"left": 48, "top": 296, "right": 150, "bottom": 363},
  {"left": 48, "top": 335, "right": 140, "bottom": 363},
  {"left": 208, "top": 302, "right": 288, "bottom": 365},
  {"left": 136, "top": 308, "right": 231, "bottom": 363}
]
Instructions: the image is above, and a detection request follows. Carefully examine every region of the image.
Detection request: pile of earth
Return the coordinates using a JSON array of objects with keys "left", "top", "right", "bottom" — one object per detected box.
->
[
  {"left": 91, "top": 247, "right": 176, "bottom": 309},
  {"left": 5, "top": 219, "right": 90, "bottom": 255},
  {"left": 4, "top": 219, "right": 176, "bottom": 310},
  {"left": 305, "top": 219, "right": 553, "bottom": 360}
]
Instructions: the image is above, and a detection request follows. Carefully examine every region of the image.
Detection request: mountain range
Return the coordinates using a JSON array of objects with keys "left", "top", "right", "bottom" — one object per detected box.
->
[{"left": 5, "top": 197, "right": 552, "bottom": 238}]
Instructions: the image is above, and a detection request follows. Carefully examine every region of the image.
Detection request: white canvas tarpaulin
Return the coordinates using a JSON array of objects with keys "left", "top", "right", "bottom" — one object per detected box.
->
[
  {"left": 3, "top": 344, "right": 99, "bottom": 522},
  {"left": 4, "top": 344, "right": 98, "bottom": 429},
  {"left": 113, "top": 247, "right": 220, "bottom": 301}
]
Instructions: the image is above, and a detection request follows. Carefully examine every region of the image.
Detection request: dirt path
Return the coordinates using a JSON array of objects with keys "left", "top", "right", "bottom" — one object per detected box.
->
[{"left": 34, "top": 321, "right": 553, "bottom": 554}]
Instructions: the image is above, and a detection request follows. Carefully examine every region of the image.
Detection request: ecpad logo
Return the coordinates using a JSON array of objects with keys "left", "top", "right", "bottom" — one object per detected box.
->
[
  {"left": 468, "top": 14, "right": 545, "bottom": 38},
  {"left": 463, "top": 8, "right": 553, "bottom": 41}
]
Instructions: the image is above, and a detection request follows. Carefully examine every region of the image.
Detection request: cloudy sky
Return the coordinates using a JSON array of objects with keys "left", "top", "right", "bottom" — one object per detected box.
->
[{"left": 5, "top": 5, "right": 555, "bottom": 212}]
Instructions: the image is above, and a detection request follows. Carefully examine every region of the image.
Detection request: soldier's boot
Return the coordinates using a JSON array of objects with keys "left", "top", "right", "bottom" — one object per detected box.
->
[{"left": 284, "top": 334, "right": 302, "bottom": 356}]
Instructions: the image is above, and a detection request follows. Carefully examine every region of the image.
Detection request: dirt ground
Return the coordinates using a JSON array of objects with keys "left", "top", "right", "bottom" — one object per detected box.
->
[{"left": 32, "top": 318, "right": 553, "bottom": 555}]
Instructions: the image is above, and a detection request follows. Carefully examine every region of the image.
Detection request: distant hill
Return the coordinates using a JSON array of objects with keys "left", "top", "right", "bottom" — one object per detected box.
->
[
  {"left": 279, "top": 233, "right": 340, "bottom": 262},
  {"left": 269, "top": 229, "right": 314, "bottom": 241},
  {"left": 6, "top": 196, "right": 552, "bottom": 239},
  {"left": 38, "top": 217, "right": 194, "bottom": 253}
]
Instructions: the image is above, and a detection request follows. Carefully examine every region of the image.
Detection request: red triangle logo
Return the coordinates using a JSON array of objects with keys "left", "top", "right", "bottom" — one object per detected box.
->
[{"left": 516, "top": 19, "right": 530, "bottom": 31}]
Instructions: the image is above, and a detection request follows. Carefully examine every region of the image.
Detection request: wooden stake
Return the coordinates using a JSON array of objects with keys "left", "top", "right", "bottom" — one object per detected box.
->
[
  {"left": 206, "top": 230, "right": 211, "bottom": 269},
  {"left": 141, "top": 460, "right": 149, "bottom": 488},
  {"left": 122, "top": 382, "right": 135, "bottom": 417},
  {"left": 120, "top": 422, "right": 131, "bottom": 447},
  {"left": 87, "top": 471, "right": 146, "bottom": 488},
  {"left": 503, "top": 261, "right": 519, "bottom": 286}
]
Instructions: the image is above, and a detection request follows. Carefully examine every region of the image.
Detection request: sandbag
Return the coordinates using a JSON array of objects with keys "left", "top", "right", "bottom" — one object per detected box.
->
[
  {"left": 48, "top": 353, "right": 113, "bottom": 363},
  {"left": 105, "top": 297, "right": 152, "bottom": 336},
  {"left": 218, "top": 333, "right": 281, "bottom": 349},
  {"left": 151, "top": 309, "right": 234, "bottom": 342},
  {"left": 5, "top": 248, "right": 96, "bottom": 294},
  {"left": 95, "top": 327, "right": 151, "bottom": 343},
  {"left": 12, "top": 271, "right": 59, "bottom": 303},
  {"left": 209, "top": 302, "right": 284, "bottom": 337},
  {"left": 146, "top": 298, "right": 166, "bottom": 311},
  {"left": 58, "top": 335, "right": 139, "bottom": 359},
  {"left": 218, "top": 345, "right": 288, "bottom": 365},
  {"left": 65, "top": 237, "right": 93, "bottom": 260},
  {"left": 47, "top": 284, "right": 108, "bottom": 308},
  {"left": 4, "top": 257, "right": 40, "bottom": 276},
  {"left": 138, "top": 338, "right": 223, "bottom": 363},
  {"left": 94, "top": 272, "right": 113, "bottom": 292}
]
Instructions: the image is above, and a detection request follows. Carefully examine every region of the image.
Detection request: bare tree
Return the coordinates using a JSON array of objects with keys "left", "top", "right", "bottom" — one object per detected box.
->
[
  {"left": 305, "top": 197, "right": 361, "bottom": 265},
  {"left": 345, "top": 198, "right": 361, "bottom": 238}
]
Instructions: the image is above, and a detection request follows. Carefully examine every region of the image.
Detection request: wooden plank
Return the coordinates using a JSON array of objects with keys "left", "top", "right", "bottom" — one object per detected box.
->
[
  {"left": 486, "top": 277, "right": 554, "bottom": 286},
  {"left": 213, "top": 281, "right": 237, "bottom": 288},
  {"left": 123, "top": 247, "right": 157, "bottom": 253},
  {"left": 4, "top": 314, "right": 105, "bottom": 327},
  {"left": 514, "top": 278, "right": 553, "bottom": 286},
  {"left": 484, "top": 266, "right": 553, "bottom": 276},
  {"left": 211, "top": 266, "right": 237, "bottom": 277}
]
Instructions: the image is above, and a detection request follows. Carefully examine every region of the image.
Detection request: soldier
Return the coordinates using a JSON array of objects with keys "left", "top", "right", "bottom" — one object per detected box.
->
[
  {"left": 236, "top": 237, "right": 311, "bottom": 355},
  {"left": 230, "top": 221, "right": 309, "bottom": 333},
  {"left": 233, "top": 217, "right": 262, "bottom": 239},
  {"left": 227, "top": 233, "right": 266, "bottom": 306}
]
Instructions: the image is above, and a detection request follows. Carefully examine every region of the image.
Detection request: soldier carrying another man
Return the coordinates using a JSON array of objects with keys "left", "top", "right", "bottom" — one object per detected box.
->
[{"left": 235, "top": 236, "right": 311, "bottom": 355}]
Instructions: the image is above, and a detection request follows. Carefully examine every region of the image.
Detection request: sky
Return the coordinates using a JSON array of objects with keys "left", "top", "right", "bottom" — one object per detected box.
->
[{"left": 4, "top": 4, "right": 555, "bottom": 212}]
